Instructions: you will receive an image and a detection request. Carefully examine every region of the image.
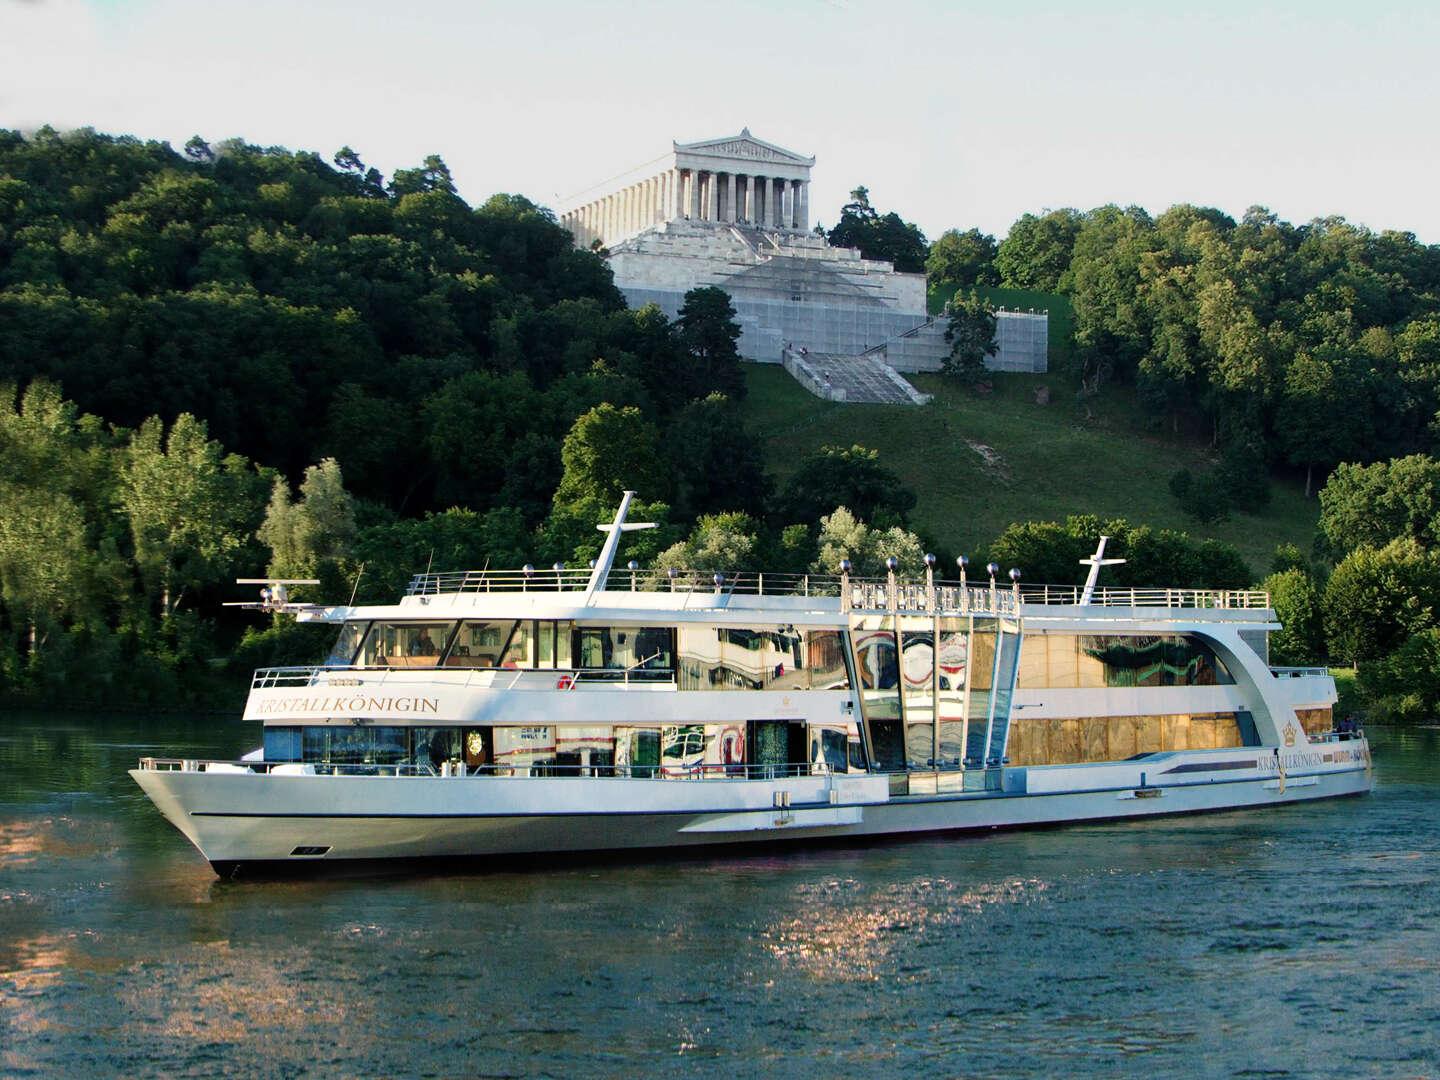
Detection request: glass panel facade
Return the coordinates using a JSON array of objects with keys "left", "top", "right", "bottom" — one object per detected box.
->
[
  {"left": 936, "top": 619, "right": 967, "bottom": 765},
  {"left": 986, "top": 623, "right": 1022, "bottom": 765},
  {"left": 1016, "top": 634, "right": 1235, "bottom": 689},
  {"left": 899, "top": 617, "right": 936, "bottom": 767},
  {"left": 965, "top": 626, "right": 997, "bottom": 766},
  {"left": 263, "top": 719, "right": 870, "bottom": 777},
  {"left": 851, "top": 614, "right": 903, "bottom": 771}
]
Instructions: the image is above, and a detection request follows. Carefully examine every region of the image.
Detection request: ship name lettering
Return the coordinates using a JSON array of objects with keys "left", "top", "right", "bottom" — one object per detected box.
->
[{"left": 258, "top": 695, "right": 440, "bottom": 715}]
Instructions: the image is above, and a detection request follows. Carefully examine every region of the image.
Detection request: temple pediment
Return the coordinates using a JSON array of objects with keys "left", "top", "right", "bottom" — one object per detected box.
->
[{"left": 674, "top": 128, "right": 815, "bottom": 167}]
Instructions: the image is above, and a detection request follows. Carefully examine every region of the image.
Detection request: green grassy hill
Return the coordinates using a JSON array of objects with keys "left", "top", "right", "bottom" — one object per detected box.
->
[{"left": 740, "top": 364, "right": 1318, "bottom": 578}]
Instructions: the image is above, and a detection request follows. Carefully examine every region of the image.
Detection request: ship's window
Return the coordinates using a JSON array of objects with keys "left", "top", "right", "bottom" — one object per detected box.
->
[
  {"left": 678, "top": 626, "right": 846, "bottom": 691},
  {"left": 411, "top": 727, "right": 462, "bottom": 771},
  {"left": 615, "top": 727, "right": 661, "bottom": 777},
  {"left": 1006, "top": 711, "right": 1247, "bottom": 765},
  {"left": 812, "top": 725, "right": 851, "bottom": 772},
  {"left": 264, "top": 726, "right": 302, "bottom": 762},
  {"left": 445, "top": 620, "right": 518, "bottom": 668},
  {"left": 325, "top": 621, "right": 369, "bottom": 667},
  {"left": 555, "top": 726, "right": 614, "bottom": 775},
  {"left": 536, "top": 621, "right": 574, "bottom": 668},
  {"left": 356, "top": 622, "right": 452, "bottom": 668},
  {"left": 301, "top": 725, "right": 408, "bottom": 765},
  {"left": 501, "top": 622, "right": 534, "bottom": 668},
  {"left": 662, "top": 724, "right": 708, "bottom": 772},
  {"left": 493, "top": 725, "right": 555, "bottom": 774},
  {"left": 867, "top": 718, "right": 906, "bottom": 772},
  {"left": 572, "top": 626, "right": 674, "bottom": 679},
  {"left": 1017, "top": 634, "right": 1235, "bottom": 689}
]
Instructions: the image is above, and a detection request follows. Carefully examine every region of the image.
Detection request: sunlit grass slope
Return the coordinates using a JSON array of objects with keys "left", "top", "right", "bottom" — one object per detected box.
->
[{"left": 740, "top": 364, "right": 1317, "bottom": 578}]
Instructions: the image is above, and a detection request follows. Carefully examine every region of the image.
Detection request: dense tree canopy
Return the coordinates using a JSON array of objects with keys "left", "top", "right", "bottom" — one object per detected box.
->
[
  {"left": 925, "top": 228, "right": 998, "bottom": 288},
  {"left": 825, "top": 187, "right": 927, "bottom": 274}
]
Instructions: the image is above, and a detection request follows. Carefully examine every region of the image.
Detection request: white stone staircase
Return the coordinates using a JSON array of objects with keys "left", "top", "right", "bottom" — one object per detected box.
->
[{"left": 782, "top": 347, "right": 932, "bottom": 405}]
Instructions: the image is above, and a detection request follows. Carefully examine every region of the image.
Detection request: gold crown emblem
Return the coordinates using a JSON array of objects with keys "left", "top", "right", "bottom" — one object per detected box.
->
[{"left": 1283, "top": 721, "right": 1297, "bottom": 748}]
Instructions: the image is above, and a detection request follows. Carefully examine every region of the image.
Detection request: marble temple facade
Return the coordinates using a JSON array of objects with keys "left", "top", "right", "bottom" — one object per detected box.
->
[{"left": 556, "top": 130, "right": 1047, "bottom": 376}]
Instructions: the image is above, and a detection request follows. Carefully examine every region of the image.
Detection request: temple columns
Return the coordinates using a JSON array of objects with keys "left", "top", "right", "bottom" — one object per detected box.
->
[{"left": 725, "top": 173, "right": 736, "bottom": 224}]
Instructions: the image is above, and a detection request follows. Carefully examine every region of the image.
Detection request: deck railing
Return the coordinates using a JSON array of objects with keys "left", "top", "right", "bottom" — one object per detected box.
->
[
  {"left": 1018, "top": 584, "right": 1271, "bottom": 609},
  {"left": 404, "top": 569, "right": 1268, "bottom": 613},
  {"left": 137, "top": 757, "right": 843, "bottom": 781},
  {"left": 251, "top": 664, "right": 676, "bottom": 692}
]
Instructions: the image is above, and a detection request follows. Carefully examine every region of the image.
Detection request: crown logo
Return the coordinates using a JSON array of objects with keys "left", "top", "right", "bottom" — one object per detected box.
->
[{"left": 1283, "top": 721, "right": 1297, "bottom": 748}]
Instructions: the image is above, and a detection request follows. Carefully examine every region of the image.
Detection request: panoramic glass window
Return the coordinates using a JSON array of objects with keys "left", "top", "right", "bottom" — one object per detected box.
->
[
  {"left": 677, "top": 627, "right": 848, "bottom": 691},
  {"left": 1017, "top": 634, "right": 1235, "bottom": 689},
  {"left": 1006, "top": 711, "right": 1248, "bottom": 766}
]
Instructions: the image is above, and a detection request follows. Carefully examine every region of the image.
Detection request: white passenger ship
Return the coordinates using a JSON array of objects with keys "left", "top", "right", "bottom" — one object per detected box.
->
[{"left": 132, "top": 494, "right": 1371, "bottom": 878}]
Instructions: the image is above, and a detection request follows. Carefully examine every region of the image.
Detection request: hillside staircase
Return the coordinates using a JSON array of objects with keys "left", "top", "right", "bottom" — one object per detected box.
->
[{"left": 782, "top": 347, "right": 932, "bottom": 406}]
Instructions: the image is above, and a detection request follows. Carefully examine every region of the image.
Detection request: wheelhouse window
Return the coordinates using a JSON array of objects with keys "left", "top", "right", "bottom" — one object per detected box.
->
[
  {"left": 445, "top": 620, "right": 516, "bottom": 668},
  {"left": 356, "top": 622, "right": 452, "bottom": 668},
  {"left": 325, "top": 621, "right": 369, "bottom": 667}
]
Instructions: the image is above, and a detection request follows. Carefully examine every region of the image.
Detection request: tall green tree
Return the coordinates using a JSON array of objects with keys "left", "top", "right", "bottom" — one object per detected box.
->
[
  {"left": 121, "top": 413, "right": 263, "bottom": 617},
  {"left": 994, "top": 209, "right": 1082, "bottom": 292},
  {"left": 257, "top": 458, "right": 358, "bottom": 586},
  {"left": 1318, "top": 455, "right": 1440, "bottom": 555},
  {"left": 826, "top": 186, "right": 927, "bottom": 273},
  {"left": 1323, "top": 538, "right": 1440, "bottom": 665},
  {"left": 943, "top": 290, "right": 998, "bottom": 385},
  {"left": 925, "top": 228, "right": 998, "bottom": 288},
  {"left": 778, "top": 445, "right": 916, "bottom": 528},
  {"left": 675, "top": 286, "right": 746, "bottom": 403}
]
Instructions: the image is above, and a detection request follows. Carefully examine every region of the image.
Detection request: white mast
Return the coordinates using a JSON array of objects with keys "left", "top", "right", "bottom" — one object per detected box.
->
[
  {"left": 584, "top": 491, "right": 656, "bottom": 604},
  {"left": 1078, "top": 536, "right": 1125, "bottom": 605}
]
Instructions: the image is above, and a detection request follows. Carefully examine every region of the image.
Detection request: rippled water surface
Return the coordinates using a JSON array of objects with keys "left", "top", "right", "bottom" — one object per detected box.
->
[{"left": 1, "top": 713, "right": 1436, "bottom": 1078}]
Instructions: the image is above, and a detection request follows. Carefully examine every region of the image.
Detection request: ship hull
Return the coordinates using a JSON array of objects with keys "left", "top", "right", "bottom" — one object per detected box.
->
[{"left": 131, "top": 754, "right": 1372, "bottom": 879}]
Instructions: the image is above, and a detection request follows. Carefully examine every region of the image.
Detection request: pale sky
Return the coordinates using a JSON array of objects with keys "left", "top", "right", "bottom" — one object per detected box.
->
[{"left": 3, "top": 0, "right": 1437, "bottom": 243}]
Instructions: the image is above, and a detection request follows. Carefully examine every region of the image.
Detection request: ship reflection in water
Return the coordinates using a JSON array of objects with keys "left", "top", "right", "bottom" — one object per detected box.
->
[{"left": 2, "top": 714, "right": 1438, "bottom": 1078}]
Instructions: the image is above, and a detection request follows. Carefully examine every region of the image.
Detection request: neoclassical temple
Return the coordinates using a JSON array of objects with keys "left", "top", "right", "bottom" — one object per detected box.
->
[
  {"left": 558, "top": 129, "right": 814, "bottom": 249},
  {"left": 557, "top": 129, "right": 1047, "bottom": 391}
]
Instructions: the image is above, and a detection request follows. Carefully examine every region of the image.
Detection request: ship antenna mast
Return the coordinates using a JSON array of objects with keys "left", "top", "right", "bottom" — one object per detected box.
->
[
  {"left": 584, "top": 491, "right": 656, "bottom": 604},
  {"left": 1079, "top": 536, "right": 1125, "bottom": 605}
]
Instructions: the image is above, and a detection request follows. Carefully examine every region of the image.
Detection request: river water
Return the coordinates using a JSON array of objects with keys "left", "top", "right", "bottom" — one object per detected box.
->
[{"left": 0, "top": 713, "right": 1435, "bottom": 1079}]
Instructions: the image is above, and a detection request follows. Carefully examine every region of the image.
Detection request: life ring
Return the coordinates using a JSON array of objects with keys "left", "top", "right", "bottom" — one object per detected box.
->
[{"left": 556, "top": 674, "right": 575, "bottom": 690}]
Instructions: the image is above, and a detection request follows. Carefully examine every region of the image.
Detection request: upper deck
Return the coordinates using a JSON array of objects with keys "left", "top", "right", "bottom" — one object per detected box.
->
[{"left": 388, "top": 567, "right": 1272, "bottom": 626}]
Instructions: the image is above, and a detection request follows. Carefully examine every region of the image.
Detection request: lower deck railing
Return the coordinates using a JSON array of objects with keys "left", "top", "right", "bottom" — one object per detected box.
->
[{"left": 137, "top": 758, "right": 850, "bottom": 780}]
